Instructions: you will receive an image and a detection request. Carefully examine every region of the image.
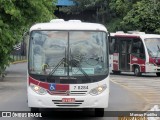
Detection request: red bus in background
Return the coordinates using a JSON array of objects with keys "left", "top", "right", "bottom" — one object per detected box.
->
[{"left": 109, "top": 31, "right": 160, "bottom": 76}]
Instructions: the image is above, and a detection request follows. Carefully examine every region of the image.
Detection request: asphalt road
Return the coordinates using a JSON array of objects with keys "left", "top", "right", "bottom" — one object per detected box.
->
[
  {"left": 0, "top": 63, "right": 147, "bottom": 120},
  {"left": 111, "top": 72, "right": 160, "bottom": 110}
]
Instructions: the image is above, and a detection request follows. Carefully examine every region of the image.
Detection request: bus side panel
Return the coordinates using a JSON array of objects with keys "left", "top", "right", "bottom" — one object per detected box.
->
[
  {"left": 113, "top": 53, "right": 119, "bottom": 71},
  {"left": 130, "top": 55, "right": 145, "bottom": 72}
]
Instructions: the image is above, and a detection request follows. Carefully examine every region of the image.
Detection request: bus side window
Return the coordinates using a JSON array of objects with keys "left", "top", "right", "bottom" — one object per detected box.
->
[
  {"left": 109, "top": 37, "right": 115, "bottom": 54},
  {"left": 127, "top": 41, "right": 132, "bottom": 53},
  {"left": 132, "top": 38, "right": 145, "bottom": 59},
  {"left": 114, "top": 39, "right": 119, "bottom": 53}
]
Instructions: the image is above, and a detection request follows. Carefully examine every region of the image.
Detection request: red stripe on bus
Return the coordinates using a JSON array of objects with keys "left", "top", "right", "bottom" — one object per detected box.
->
[
  {"left": 114, "top": 35, "right": 140, "bottom": 38},
  {"left": 29, "top": 76, "right": 49, "bottom": 89},
  {"left": 39, "top": 82, "right": 49, "bottom": 90},
  {"left": 56, "top": 84, "right": 69, "bottom": 91},
  {"left": 29, "top": 76, "right": 39, "bottom": 85},
  {"left": 29, "top": 76, "right": 69, "bottom": 91}
]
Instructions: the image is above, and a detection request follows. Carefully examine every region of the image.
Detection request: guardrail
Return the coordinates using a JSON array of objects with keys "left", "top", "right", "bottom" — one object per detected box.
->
[
  {"left": 11, "top": 41, "right": 27, "bottom": 62},
  {"left": 10, "top": 55, "right": 27, "bottom": 63}
]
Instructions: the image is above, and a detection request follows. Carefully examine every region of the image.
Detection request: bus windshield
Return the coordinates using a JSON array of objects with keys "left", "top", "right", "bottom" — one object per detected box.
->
[
  {"left": 29, "top": 30, "right": 108, "bottom": 79},
  {"left": 144, "top": 38, "right": 160, "bottom": 58}
]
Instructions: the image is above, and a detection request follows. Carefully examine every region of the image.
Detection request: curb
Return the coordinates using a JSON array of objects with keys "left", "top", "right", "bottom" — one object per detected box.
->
[
  {"left": 0, "top": 60, "right": 27, "bottom": 81},
  {"left": 11, "top": 60, "right": 27, "bottom": 64}
]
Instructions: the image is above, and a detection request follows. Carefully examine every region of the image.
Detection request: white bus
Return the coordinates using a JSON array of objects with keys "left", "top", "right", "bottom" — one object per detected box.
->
[
  {"left": 109, "top": 31, "right": 160, "bottom": 76},
  {"left": 27, "top": 19, "right": 109, "bottom": 117}
]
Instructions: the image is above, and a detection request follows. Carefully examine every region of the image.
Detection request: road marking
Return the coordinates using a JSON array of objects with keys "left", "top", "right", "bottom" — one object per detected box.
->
[
  {"left": 110, "top": 79, "right": 149, "bottom": 104},
  {"left": 110, "top": 75, "right": 160, "bottom": 109}
]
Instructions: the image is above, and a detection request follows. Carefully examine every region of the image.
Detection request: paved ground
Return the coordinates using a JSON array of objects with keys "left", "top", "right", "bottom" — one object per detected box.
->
[
  {"left": 110, "top": 73, "right": 160, "bottom": 110},
  {"left": 0, "top": 63, "right": 151, "bottom": 120}
]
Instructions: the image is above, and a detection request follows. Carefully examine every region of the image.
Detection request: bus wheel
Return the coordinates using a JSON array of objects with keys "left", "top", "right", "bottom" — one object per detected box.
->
[
  {"left": 156, "top": 72, "right": 160, "bottom": 77},
  {"left": 31, "top": 107, "right": 39, "bottom": 113},
  {"left": 95, "top": 108, "right": 104, "bottom": 117},
  {"left": 134, "top": 66, "right": 141, "bottom": 76}
]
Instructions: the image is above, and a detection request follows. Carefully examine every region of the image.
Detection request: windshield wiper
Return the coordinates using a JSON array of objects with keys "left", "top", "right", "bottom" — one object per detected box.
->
[
  {"left": 70, "top": 55, "right": 91, "bottom": 81},
  {"left": 46, "top": 57, "right": 67, "bottom": 81},
  {"left": 46, "top": 51, "right": 91, "bottom": 82}
]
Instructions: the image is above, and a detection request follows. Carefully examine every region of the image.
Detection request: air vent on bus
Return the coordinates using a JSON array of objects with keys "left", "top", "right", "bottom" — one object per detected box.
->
[
  {"left": 116, "top": 31, "right": 124, "bottom": 34},
  {"left": 127, "top": 31, "right": 145, "bottom": 34},
  {"left": 50, "top": 19, "right": 65, "bottom": 23},
  {"left": 70, "top": 91, "right": 87, "bottom": 96},
  {"left": 48, "top": 90, "right": 88, "bottom": 96},
  {"left": 52, "top": 100, "right": 84, "bottom": 107},
  {"left": 68, "top": 20, "right": 81, "bottom": 23}
]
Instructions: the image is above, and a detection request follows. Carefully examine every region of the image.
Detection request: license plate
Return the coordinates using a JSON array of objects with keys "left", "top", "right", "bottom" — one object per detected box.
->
[{"left": 62, "top": 98, "right": 75, "bottom": 103}]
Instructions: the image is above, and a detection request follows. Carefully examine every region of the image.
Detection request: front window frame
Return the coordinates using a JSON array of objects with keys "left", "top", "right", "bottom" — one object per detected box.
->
[
  {"left": 144, "top": 38, "right": 160, "bottom": 58},
  {"left": 28, "top": 30, "right": 109, "bottom": 83}
]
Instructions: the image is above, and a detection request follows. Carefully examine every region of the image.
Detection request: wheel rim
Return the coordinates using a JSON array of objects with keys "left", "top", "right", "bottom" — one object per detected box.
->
[{"left": 135, "top": 67, "right": 139, "bottom": 76}]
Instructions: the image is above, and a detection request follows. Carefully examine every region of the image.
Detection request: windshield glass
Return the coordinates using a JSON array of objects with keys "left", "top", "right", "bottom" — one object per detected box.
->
[
  {"left": 29, "top": 31, "right": 108, "bottom": 77},
  {"left": 69, "top": 31, "right": 108, "bottom": 76},
  {"left": 144, "top": 38, "right": 160, "bottom": 57}
]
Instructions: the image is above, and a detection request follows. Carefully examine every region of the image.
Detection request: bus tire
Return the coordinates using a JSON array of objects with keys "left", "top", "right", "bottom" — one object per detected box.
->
[
  {"left": 134, "top": 66, "right": 141, "bottom": 76},
  {"left": 95, "top": 108, "right": 104, "bottom": 117},
  {"left": 156, "top": 72, "right": 160, "bottom": 77},
  {"left": 31, "top": 107, "right": 39, "bottom": 113}
]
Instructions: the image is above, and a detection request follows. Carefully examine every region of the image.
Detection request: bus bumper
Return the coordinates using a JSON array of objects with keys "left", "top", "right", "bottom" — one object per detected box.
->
[
  {"left": 28, "top": 87, "right": 109, "bottom": 108},
  {"left": 145, "top": 65, "right": 160, "bottom": 73}
]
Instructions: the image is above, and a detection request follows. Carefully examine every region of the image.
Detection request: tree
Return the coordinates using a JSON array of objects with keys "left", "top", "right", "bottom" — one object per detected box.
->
[
  {"left": 56, "top": 0, "right": 160, "bottom": 33},
  {"left": 0, "top": 0, "right": 56, "bottom": 72},
  {"left": 108, "top": 0, "right": 136, "bottom": 31},
  {"left": 59, "top": 0, "right": 110, "bottom": 23},
  {"left": 120, "top": 0, "right": 160, "bottom": 33}
]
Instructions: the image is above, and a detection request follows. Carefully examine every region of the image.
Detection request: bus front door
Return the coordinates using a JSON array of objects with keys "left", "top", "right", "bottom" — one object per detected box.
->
[{"left": 119, "top": 39, "right": 132, "bottom": 71}]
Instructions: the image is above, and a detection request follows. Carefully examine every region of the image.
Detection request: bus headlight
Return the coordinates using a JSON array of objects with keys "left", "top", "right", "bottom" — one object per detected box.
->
[
  {"left": 89, "top": 84, "right": 107, "bottom": 96},
  {"left": 30, "top": 83, "right": 47, "bottom": 95}
]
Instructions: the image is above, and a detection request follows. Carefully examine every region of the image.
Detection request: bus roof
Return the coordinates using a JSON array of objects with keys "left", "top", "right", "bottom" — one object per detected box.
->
[
  {"left": 110, "top": 32, "right": 160, "bottom": 39},
  {"left": 30, "top": 20, "right": 107, "bottom": 32}
]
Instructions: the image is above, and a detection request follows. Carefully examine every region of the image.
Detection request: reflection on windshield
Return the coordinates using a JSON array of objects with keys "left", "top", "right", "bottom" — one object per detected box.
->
[
  {"left": 145, "top": 38, "right": 160, "bottom": 57},
  {"left": 70, "top": 31, "right": 107, "bottom": 76},
  {"left": 29, "top": 31, "right": 108, "bottom": 76}
]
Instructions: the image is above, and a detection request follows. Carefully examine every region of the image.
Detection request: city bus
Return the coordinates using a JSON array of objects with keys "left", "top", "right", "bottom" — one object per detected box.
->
[
  {"left": 109, "top": 31, "right": 160, "bottom": 76},
  {"left": 27, "top": 19, "right": 109, "bottom": 117}
]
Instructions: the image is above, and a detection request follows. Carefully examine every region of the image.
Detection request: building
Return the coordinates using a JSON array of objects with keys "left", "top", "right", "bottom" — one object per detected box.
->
[{"left": 55, "top": 0, "right": 75, "bottom": 7}]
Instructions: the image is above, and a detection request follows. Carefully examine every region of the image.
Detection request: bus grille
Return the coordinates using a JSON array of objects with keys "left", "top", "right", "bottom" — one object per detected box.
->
[
  {"left": 52, "top": 100, "right": 84, "bottom": 107},
  {"left": 70, "top": 91, "right": 87, "bottom": 96},
  {"left": 48, "top": 90, "right": 88, "bottom": 96}
]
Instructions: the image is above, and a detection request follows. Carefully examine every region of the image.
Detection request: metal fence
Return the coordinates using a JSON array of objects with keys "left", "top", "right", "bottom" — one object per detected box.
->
[{"left": 11, "top": 40, "right": 27, "bottom": 62}]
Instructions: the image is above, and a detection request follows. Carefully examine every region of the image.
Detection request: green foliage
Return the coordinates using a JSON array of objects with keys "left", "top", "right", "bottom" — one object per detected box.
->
[
  {"left": 59, "top": 0, "right": 97, "bottom": 14},
  {"left": 61, "top": 0, "right": 109, "bottom": 23},
  {"left": 120, "top": 0, "right": 160, "bottom": 33},
  {"left": 106, "top": 18, "right": 122, "bottom": 32},
  {"left": 61, "top": 0, "right": 160, "bottom": 34},
  {"left": 0, "top": 0, "right": 56, "bottom": 72},
  {"left": 109, "top": 0, "right": 132, "bottom": 17}
]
